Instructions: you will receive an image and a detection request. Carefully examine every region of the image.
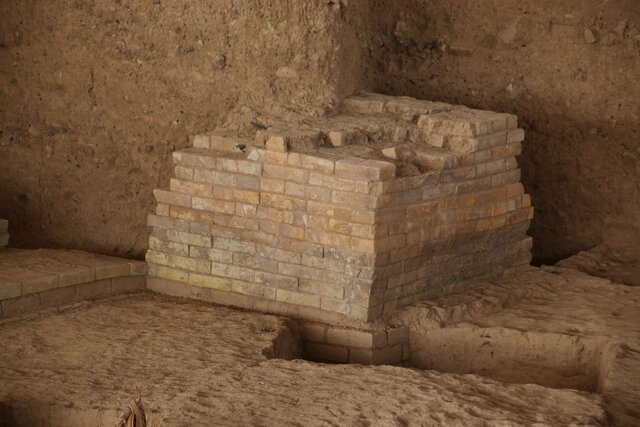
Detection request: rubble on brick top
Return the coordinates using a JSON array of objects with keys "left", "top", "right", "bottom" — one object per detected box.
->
[{"left": 189, "top": 92, "right": 522, "bottom": 179}]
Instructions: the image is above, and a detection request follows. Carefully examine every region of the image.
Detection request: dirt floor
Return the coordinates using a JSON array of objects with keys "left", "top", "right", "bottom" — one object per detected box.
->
[
  {"left": 0, "top": 293, "right": 605, "bottom": 427},
  {"left": 389, "top": 258, "right": 640, "bottom": 425},
  {"left": 1, "top": 1, "right": 638, "bottom": 264},
  {"left": 3, "top": 249, "right": 640, "bottom": 426}
]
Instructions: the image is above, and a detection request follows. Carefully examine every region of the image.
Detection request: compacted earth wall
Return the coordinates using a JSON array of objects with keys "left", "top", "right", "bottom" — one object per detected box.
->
[{"left": 1, "top": 0, "right": 638, "bottom": 263}]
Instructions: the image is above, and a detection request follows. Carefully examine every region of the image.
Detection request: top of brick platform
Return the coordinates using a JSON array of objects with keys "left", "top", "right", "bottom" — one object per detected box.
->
[
  {"left": 0, "top": 249, "right": 146, "bottom": 305},
  {"left": 189, "top": 91, "right": 520, "bottom": 179}
]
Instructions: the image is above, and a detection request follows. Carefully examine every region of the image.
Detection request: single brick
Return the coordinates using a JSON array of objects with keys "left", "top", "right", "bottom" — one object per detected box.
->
[
  {"left": 276, "top": 288, "right": 320, "bottom": 307},
  {"left": 147, "top": 264, "right": 189, "bottom": 283},
  {"left": 189, "top": 273, "right": 231, "bottom": 291},
  {"left": 305, "top": 342, "right": 349, "bottom": 363},
  {"left": 266, "top": 136, "right": 288, "bottom": 152},
  {"left": 76, "top": 279, "right": 112, "bottom": 300},
  {"left": 349, "top": 348, "right": 374, "bottom": 365},
  {"left": 1, "top": 294, "right": 40, "bottom": 317},
  {"left": 39, "top": 286, "right": 77, "bottom": 309},
  {"left": 153, "top": 189, "right": 191, "bottom": 208},
  {"left": 335, "top": 158, "right": 396, "bottom": 181},
  {"left": 0, "top": 280, "right": 21, "bottom": 300},
  {"left": 371, "top": 345, "right": 403, "bottom": 365},
  {"left": 147, "top": 276, "right": 192, "bottom": 297},
  {"left": 387, "top": 326, "right": 409, "bottom": 346},
  {"left": 303, "top": 323, "right": 327, "bottom": 343},
  {"left": 326, "top": 327, "right": 376, "bottom": 348},
  {"left": 112, "top": 276, "right": 146, "bottom": 293}
]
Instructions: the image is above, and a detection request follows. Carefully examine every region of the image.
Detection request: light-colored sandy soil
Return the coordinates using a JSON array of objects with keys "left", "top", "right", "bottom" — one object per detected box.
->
[
  {"left": 391, "top": 254, "right": 640, "bottom": 426},
  {"left": 0, "top": 293, "right": 605, "bottom": 427},
  {"left": 557, "top": 244, "right": 640, "bottom": 286}
]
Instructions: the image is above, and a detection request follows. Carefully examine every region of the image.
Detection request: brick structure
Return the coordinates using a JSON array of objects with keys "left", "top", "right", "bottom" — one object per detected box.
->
[
  {"left": 0, "top": 249, "right": 146, "bottom": 319},
  {"left": 0, "top": 219, "right": 8, "bottom": 248},
  {"left": 146, "top": 92, "right": 533, "bottom": 329}
]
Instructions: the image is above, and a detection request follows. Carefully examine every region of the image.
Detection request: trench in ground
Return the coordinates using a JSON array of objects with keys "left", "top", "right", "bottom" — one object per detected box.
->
[{"left": 290, "top": 322, "right": 608, "bottom": 393}]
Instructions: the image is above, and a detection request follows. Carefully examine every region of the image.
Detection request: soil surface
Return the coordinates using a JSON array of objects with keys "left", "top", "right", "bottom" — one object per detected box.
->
[
  {"left": 0, "top": 293, "right": 604, "bottom": 427},
  {"left": 391, "top": 251, "right": 640, "bottom": 426}
]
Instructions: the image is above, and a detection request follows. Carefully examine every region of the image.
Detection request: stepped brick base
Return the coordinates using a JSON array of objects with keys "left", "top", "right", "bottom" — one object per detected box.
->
[
  {"left": 0, "top": 249, "right": 146, "bottom": 319},
  {"left": 146, "top": 92, "right": 533, "bottom": 323}
]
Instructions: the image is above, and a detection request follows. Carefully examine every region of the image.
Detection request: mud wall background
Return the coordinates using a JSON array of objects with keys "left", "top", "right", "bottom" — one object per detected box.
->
[
  {"left": 372, "top": 0, "right": 640, "bottom": 263},
  {"left": 1, "top": 0, "right": 638, "bottom": 264},
  {"left": 0, "top": 0, "right": 387, "bottom": 257}
]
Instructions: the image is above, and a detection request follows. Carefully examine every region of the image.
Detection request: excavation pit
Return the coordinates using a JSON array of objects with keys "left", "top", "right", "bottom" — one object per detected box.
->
[
  {"left": 405, "top": 326, "right": 605, "bottom": 392},
  {"left": 0, "top": 293, "right": 608, "bottom": 427}
]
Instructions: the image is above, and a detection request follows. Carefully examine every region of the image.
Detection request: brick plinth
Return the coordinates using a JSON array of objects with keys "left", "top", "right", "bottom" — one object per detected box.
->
[{"left": 146, "top": 92, "right": 533, "bottom": 322}]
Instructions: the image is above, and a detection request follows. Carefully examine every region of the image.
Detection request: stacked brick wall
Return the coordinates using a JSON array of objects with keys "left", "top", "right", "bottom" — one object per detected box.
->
[{"left": 146, "top": 92, "right": 532, "bottom": 323}]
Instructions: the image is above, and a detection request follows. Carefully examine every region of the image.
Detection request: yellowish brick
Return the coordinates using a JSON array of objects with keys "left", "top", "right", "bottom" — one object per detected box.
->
[
  {"left": 189, "top": 273, "right": 231, "bottom": 291},
  {"left": 326, "top": 327, "right": 376, "bottom": 348},
  {"left": 264, "top": 150, "right": 289, "bottom": 164},
  {"left": 155, "top": 203, "right": 170, "bottom": 216},
  {"left": 266, "top": 136, "right": 288, "bottom": 152},
  {"left": 320, "top": 297, "right": 350, "bottom": 315},
  {"left": 216, "top": 157, "right": 238, "bottom": 172},
  {"left": 284, "top": 181, "right": 306, "bottom": 198},
  {"left": 235, "top": 203, "right": 258, "bottom": 218},
  {"left": 262, "top": 193, "right": 306, "bottom": 211},
  {"left": 276, "top": 288, "right": 320, "bottom": 308},
  {"left": 170, "top": 178, "right": 215, "bottom": 198},
  {"left": 231, "top": 280, "right": 274, "bottom": 299},
  {"left": 259, "top": 219, "right": 281, "bottom": 235},
  {"left": 149, "top": 235, "right": 189, "bottom": 256},
  {"left": 147, "top": 263, "right": 189, "bottom": 283},
  {"left": 153, "top": 190, "right": 191, "bottom": 208},
  {"left": 287, "top": 152, "right": 302, "bottom": 166},
  {"left": 308, "top": 172, "right": 355, "bottom": 192},
  {"left": 214, "top": 186, "right": 235, "bottom": 201},
  {"left": 174, "top": 165, "right": 194, "bottom": 180},
  {"left": 300, "top": 154, "right": 335, "bottom": 173},
  {"left": 281, "top": 223, "right": 305, "bottom": 240},
  {"left": 166, "top": 230, "right": 211, "bottom": 247},
  {"left": 299, "top": 279, "right": 344, "bottom": 299},
  {"left": 237, "top": 160, "right": 261, "bottom": 175},
  {"left": 169, "top": 206, "right": 217, "bottom": 224},
  {"left": 192, "top": 197, "right": 236, "bottom": 214},
  {"left": 335, "top": 157, "right": 396, "bottom": 181},
  {"left": 261, "top": 177, "right": 285, "bottom": 194},
  {"left": 351, "top": 237, "right": 375, "bottom": 253}
]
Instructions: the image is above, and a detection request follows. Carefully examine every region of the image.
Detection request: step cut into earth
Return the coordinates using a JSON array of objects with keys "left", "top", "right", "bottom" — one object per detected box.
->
[{"left": 146, "top": 92, "right": 533, "bottom": 323}]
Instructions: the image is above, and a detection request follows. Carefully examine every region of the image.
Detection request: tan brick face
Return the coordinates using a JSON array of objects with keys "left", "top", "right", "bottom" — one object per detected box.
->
[{"left": 148, "top": 95, "right": 532, "bottom": 322}]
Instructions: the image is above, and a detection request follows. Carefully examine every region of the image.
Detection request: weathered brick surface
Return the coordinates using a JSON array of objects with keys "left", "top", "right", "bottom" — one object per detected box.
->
[
  {"left": 76, "top": 279, "right": 112, "bottom": 300},
  {"left": 301, "top": 322, "right": 407, "bottom": 365},
  {"left": 0, "top": 249, "right": 148, "bottom": 319},
  {"left": 146, "top": 93, "right": 532, "bottom": 322}
]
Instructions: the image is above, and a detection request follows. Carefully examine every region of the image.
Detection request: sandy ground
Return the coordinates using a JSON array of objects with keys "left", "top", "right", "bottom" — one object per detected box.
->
[
  {"left": 392, "top": 253, "right": 640, "bottom": 426},
  {"left": 0, "top": 293, "right": 605, "bottom": 427}
]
